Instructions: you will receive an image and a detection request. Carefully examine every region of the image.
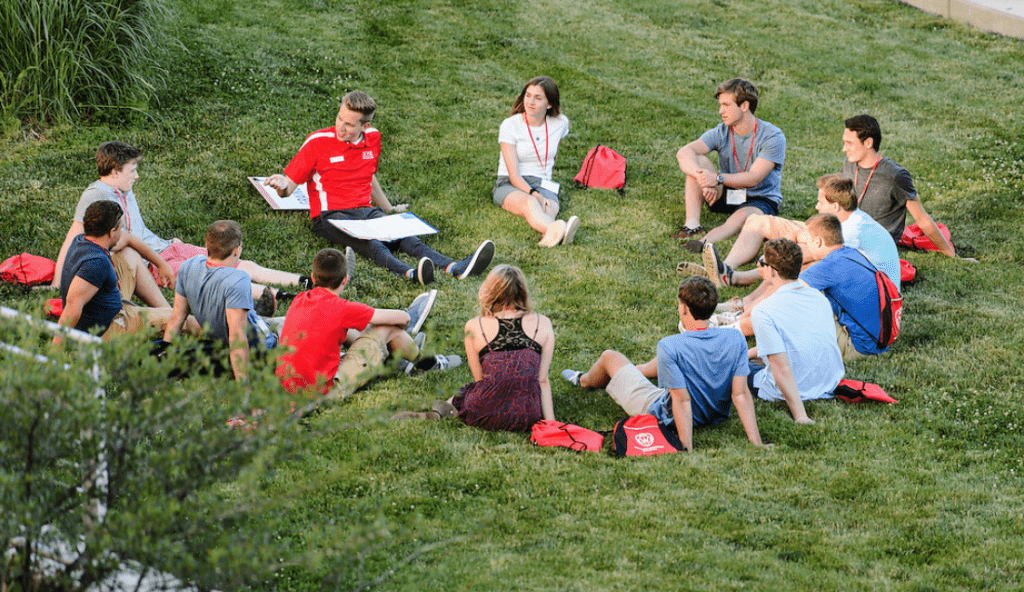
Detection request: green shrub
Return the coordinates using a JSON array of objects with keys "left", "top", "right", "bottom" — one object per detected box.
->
[
  {"left": 0, "top": 0, "right": 173, "bottom": 125},
  {"left": 0, "top": 310, "right": 357, "bottom": 590}
]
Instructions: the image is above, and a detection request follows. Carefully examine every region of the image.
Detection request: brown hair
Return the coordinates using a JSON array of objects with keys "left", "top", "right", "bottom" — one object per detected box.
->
[
  {"left": 342, "top": 91, "right": 377, "bottom": 123},
  {"left": 478, "top": 264, "right": 531, "bottom": 317},
  {"left": 96, "top": 141, "right": 143, "bottom": 177},
  {"left": 806, "top": 213, "right": 845, "bottom": 247},
  {"left": 312, "top": 248, "right": 348, "bottom": 289},
  {"left": 83, "top": 201, "right": 123, "bottom": 237},
  {"left": 510, "top": 76, "right": 561, "bottom": 118},
  {"left": 816, "top": 174, "right": 857, "bottom": 212},
  {"left": 764, "top": 238, "right": 804, "bottom": 280},
  {"left": 677, "top": 276, "right": 718, "bottom": 320},
  {"left": 844, "top": 114, "right": 882, "bottom": 151},
  {"left": 205, "top": 220, "right": 242, "bottom": 260},
  {"left": 715, "top": 78, "right": 759, "bottom": 113}
]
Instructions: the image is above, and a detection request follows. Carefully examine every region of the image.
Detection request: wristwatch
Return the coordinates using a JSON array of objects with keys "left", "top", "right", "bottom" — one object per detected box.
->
[{"left": 716, "top": 173, "right": 725, "bottom": 185}]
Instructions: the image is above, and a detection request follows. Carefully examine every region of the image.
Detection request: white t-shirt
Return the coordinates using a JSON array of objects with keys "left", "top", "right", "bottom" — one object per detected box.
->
[{"left": 496, "top": 113, "right": 570, "bottom": 179}]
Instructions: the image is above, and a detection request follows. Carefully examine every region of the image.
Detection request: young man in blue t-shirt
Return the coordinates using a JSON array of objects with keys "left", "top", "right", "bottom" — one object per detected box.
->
[
  {"left": 55, "top": 201, "right": 177, "bottom": 344},
  {"left": 561, "top": 276, "right": 766, "bottom": 451},
  {"left": 674, "top": 78, "right": 786, "bottom": 247}
]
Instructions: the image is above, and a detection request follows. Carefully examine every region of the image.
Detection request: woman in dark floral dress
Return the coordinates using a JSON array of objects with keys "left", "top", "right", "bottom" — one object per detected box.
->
[{"left": 451, "top": 265, "right": 555, "bottom": 431}]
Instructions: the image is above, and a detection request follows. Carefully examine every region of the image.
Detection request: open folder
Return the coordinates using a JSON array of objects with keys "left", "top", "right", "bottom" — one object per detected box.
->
[
  {"left": 249, "top": 176, "right": 310, "bottom": 211},
  {"left": 328, "top": 213, "right": 438, "bottom": 241}
]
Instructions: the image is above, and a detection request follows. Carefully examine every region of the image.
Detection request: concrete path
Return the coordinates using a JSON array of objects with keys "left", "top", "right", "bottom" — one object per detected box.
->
[{"left": 902, "top": 0, "right": 1024, "bottom": 39}]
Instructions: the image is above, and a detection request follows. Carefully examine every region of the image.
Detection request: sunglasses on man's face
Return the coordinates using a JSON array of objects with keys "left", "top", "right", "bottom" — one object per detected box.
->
[{"left": 757, "top": 257, "right": 778, "bottom": 272}]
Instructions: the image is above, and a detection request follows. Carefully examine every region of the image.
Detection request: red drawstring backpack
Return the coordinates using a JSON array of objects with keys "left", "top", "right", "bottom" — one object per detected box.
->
[
  {"left": 0, "top": 253, "right": 56, "bottom": 286},
  {"left": 899, "top": 222, "right": 953, "bottom": 254},
  {"left": 531, "top": 420, "right": 605, "bottom": 452},
  {"left": 612, "top": 414, "right": 685, "bottom": 456},
  {"left": 900, "top": 259, "right": 916, "bottom": 283},
  {"left": 574, "top": 145, "right": 626, "bottom": 194},
  {"left": 834, "top": 379, "right": 898, "bottom": 404}
]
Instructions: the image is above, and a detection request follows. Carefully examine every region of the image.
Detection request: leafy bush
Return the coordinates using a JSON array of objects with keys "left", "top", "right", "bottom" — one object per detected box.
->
[
  {"left": 0, "top": 0, "right": 173, "bottom": 125},
  {"left": 0, "top": 309, "right": 349, "bottom": 591}
]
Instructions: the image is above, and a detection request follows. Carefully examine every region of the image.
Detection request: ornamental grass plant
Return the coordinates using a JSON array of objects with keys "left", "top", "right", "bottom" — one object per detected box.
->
[
  {"left": 0, "top": 0, "right": 172, "bottom": 127},
  {"left": 2, "top": 0, "right": 1024, "bottom": 590}
]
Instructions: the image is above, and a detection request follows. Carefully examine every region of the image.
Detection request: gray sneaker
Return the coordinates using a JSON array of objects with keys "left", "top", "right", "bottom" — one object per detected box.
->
[
  {"left": 345, "top": 247, "right": 357, "bottom": 281},
  {"left": 404, "top": 354, "right": 463, "bottom": 375},
  {"left": 406, "top": 289, "right": 438, "bottom": 335},
  {"left": 561, "top": 369, "right": 583, "bottom": 387}
]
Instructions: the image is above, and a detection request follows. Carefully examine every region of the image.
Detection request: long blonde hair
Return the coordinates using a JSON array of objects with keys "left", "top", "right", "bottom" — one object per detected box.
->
[{"left": 478, "top": 264, "right": 531, "bottom": 317}]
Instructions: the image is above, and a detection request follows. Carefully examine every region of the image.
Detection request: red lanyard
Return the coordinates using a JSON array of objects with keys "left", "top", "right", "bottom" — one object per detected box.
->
[
  {"left": 730, "top": 119, "right": 758, "bottom": 172},
  {"left": 854, "top": 156, "right": 882, "bottom": 204},
  {"left": 114, "top": 189, "right": 131, "bottom": 231},
  {"left": 524, "top": 113, "right": 549, "bottom": 171}
]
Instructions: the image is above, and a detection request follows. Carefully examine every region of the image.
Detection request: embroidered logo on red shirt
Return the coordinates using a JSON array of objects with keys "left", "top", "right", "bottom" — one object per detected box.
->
[{"left": 362, "top": 151, "right": 374, "bottom": 159}]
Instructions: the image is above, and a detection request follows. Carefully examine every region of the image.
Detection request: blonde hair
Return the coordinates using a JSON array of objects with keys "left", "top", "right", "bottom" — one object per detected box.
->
[{"left": 478, "top": 264, "right": 531, "bottom": 317}]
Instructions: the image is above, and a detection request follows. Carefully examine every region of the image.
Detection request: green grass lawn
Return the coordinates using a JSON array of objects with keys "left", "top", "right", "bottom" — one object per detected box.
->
[{"left": 3, "top": 0, "right": 1024, "bottom": 589}]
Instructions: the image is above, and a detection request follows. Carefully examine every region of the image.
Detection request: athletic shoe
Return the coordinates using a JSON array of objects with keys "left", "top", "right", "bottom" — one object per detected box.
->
[
  {"left": 702, "top": 242, "right": 733, "bottom": 288},
  {"left": 538, "top": 220, "right": 567, "bottom": 247},
  {"left": 432, "top": 399, "right": 457, "bottom": 417},
  {"left": 406, "top": 289, "right": 438, "bottom": 335},
  {"left": 410, "top": 257, "right": 434, "bottom": 285},
  {"left": 413, "top": 331, "right": 426, "bottom": 350},
  {"left": 683, "top": 239, "right": 705, "bottom": 253},
  {"left": 676, "top": 261, "right": 707, "bottom": 277},
  {"left": 716, "top": 297, "right": 744, "bottom": 314},
  {"left": 254, "top": 287, "right": 276, "bottom": 317},
  {"left": 561, "top": 369, "right": 583, "bottom": 387},
  {"left": 298, "top": 275, "right": 314, "bottom": 291},
  {"left": 670, "top": 225, "right": 705, "bottom": 239},
  {"left": 345, "top": 247, "right": 356, "bottom": 281},
  {"left": 561, "top": 216, "right": 580, "bottom": 245},
  {"left": 404, "top": 354, "right": 463, "bottom": 375},
  {"left": 449, "top": 239, "right": 495, "bottom": 279},
  {"left": 275, "top": 290, "right": 296, "bottom": 303}
]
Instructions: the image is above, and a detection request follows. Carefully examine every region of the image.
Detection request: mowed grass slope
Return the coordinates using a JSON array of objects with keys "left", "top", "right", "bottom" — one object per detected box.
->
[{"left": 2, "top": 0, "right": 1024, "bottom": 589}]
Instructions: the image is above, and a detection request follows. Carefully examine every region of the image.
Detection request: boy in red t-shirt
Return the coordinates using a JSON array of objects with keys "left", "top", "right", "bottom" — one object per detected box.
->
[{"left": 276, "top": 248, "right": 460, "bottom": 401}]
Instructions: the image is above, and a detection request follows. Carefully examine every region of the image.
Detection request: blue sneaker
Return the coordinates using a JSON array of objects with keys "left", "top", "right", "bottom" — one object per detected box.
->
[
  {"left": 449, "top": 240, "right": 495, "bottom": 279},
  {"left": 406, "top": 289, "right": 438, "bottom": 335},
  {"left": 561, "top": 369, "right": 583, "bottom": 387}
]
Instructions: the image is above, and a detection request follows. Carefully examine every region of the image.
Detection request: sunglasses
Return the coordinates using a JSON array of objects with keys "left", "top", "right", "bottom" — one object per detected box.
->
[{"left": 757, "top": 257, "right": 779, "bottom": 272}]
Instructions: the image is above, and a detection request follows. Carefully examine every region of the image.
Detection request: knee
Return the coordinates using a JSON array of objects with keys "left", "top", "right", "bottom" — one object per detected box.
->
[{"left": 743, "top": 214, "right": 769, "bottom": 233}]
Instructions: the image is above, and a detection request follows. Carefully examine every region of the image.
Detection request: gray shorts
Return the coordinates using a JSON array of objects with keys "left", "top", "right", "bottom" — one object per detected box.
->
[
  {"left": 493, "top": 175, "right": 560, "bottom": 208},
  {"left": 607, "top": 364, "right": 667, "bottom": 416}
]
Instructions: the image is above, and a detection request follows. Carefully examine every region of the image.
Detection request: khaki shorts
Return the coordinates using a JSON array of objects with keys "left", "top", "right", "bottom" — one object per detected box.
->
[
  {"left": 835, "top": 316, "right": 865, "bottom": 361},
  {"left": 330, "top": 329, "right": 390, "bottom": 399},
  {"left": 110, "top": 251, "right": 136, "bottom": 301},
  {"left": 101, "top": 302, "right": 144, "bottom": 338},
  {"left": 100, "top": 302, "right": 173, "bottom": 339},
  {"left": 606, "top": 364, "right": 666, "bottom": 416}
]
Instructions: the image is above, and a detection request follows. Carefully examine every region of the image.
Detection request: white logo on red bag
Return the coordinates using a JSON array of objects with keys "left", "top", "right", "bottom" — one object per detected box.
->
[
  {"left": 362, "top": 150, "right": 374, "bottom": 159},
  {"left": 635, "top": 433, "right": 655, "bottom": 447}
]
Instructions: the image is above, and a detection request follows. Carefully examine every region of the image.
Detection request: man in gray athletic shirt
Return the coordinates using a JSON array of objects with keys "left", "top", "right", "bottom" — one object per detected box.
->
[{"left": 840, "top": 114, "right": 974, "bottom": 261}]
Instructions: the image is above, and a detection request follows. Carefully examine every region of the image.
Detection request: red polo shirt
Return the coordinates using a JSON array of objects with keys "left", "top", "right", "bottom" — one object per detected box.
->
[{"left": 284, "top": 127, "right": 382, "bottom": 218}]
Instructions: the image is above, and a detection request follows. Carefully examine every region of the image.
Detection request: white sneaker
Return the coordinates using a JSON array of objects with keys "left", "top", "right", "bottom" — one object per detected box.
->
[
  {"left": 561, "top": 216, "right": 580, "bottom": 245},
  {"left": 538, "top": 220, "right": 567, "bottom": 247}
]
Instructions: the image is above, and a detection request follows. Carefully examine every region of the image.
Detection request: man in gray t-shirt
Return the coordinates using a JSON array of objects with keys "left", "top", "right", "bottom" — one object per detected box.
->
[
  {"left": 675, "top": 78, "right": 786, "bottom": 246},
  {"left": 841, "top": 114, "right": 974, "bottom": 261}
]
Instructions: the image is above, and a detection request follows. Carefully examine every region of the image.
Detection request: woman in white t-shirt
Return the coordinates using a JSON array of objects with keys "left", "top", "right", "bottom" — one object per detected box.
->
[{"left": 493, "top": 76, "right": 578, "bottom": 247}]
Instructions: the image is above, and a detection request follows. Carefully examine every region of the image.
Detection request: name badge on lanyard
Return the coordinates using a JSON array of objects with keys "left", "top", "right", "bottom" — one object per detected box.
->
[
  {"left": 726, "top": 120, "right": 757, "bottom": 206},
  {"left": 726, "top": 188, "right": 747, "bottom": 205}
]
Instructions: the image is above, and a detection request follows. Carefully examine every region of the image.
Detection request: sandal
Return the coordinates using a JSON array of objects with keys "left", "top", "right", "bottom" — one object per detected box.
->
[{"left": 670, "top": 225, "right": 705, "bottom": 240}]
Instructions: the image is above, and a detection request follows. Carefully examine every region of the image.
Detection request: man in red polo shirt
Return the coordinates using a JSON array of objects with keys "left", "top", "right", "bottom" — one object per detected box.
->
[{"left": 265, "top": 91, "right": 494, "bottom": 285}]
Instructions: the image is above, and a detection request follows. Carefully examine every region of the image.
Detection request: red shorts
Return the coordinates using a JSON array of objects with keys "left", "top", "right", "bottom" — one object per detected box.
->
[{"left": 149, "top": 241, "right": 206, "bottom": 286}]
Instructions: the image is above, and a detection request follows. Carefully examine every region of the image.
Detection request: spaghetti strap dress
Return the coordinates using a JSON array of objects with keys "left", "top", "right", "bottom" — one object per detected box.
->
[{"left": 451, "top": 315, "right": 544, "bottom": 432}]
